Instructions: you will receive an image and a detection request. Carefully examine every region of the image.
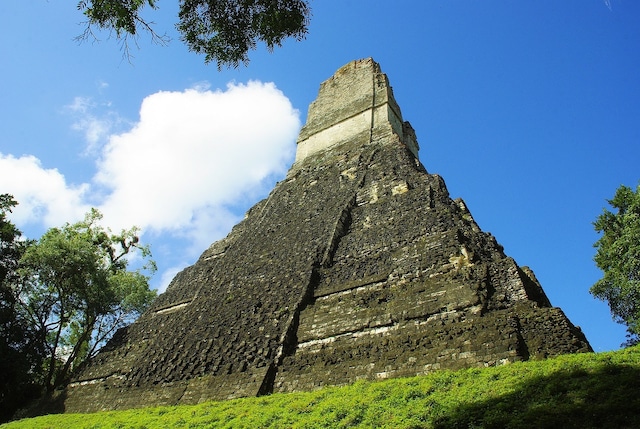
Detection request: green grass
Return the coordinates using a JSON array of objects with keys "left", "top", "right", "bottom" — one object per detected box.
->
[{"left": 4, "top": 346, "right": 640, "bottom": 429}]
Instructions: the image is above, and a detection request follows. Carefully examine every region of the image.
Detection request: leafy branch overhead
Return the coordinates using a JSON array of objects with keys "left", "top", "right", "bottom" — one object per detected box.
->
[{"left": 77, "top": 0, "right": 311, "bottom": 68}]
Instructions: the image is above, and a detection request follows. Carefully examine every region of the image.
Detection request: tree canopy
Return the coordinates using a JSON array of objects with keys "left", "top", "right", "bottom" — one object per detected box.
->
[
  {"left": 591, "top": 183, "right": 640, "bottom": 346},
  {"left": 17, "top": 208, "right": 157, "bottom": 391},
  {"left": 77, "top": 0, "right": 311, "bottom": 68},
  {"left": 0, "top": 199, "right": 157, "bottom": 421}
]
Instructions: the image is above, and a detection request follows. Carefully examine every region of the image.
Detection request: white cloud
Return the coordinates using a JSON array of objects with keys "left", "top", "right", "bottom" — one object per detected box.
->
[
  {"left": 1, "top": 80, "right": 300, "bottom": 291},
  {"left": 94, "top": 81, "right": 300, "bottom": 237},
  {"left": 66, "top": 96, "right": 127, "bottom": 154},
  {"left": 191, "top": 81, "right": 211, "bottom": 92},
  {"left": 4, "top": 79, "right": 299, "bottom": 241},
  {"left": 0, "top": 154, "right": 90, "bottom": 227}
]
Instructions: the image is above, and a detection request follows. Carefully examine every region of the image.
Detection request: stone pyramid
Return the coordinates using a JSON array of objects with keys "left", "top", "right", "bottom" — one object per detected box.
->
[{"left": 64, "top": 58, "right": 591, "bottom": 413}]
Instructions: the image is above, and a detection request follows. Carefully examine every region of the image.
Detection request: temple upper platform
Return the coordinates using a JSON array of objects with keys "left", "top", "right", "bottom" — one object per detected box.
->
[{"left": 295, "top": 58, "right": 419, "bottom": 163}]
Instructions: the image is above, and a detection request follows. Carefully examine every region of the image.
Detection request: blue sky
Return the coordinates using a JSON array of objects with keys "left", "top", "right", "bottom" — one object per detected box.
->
[{"left": 1, "top": 1, "right": 638, "bottom": 353}]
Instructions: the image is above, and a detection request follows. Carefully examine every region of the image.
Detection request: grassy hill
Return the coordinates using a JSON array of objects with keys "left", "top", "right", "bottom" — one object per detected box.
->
[{"left": 3, "top": 346, "right": 639, "bottom": 429}]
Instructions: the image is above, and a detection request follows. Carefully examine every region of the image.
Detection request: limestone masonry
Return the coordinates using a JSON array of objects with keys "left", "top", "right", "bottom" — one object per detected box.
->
[{"left": 63, "top": 58, "right": 591, "bottom": 413}]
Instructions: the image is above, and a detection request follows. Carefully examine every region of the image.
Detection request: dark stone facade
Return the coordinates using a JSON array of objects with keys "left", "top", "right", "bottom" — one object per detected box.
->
[{"left": 62, "top": 59, "right": 591, "bottom": 413}]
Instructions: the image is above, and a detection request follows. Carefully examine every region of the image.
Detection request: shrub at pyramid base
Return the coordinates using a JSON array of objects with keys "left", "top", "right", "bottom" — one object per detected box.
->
[{"left": 62, "top": 58, "right": 591, "bottom": 413}]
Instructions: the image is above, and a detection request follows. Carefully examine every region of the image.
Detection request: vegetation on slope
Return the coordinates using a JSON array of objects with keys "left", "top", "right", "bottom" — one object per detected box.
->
[{"left": 3, "top": 346, "right": 639, "bottom": 429}]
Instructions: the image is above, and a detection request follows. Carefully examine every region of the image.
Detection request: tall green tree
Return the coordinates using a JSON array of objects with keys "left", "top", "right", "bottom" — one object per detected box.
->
[
  {"left": 77, "top": 0, "right": 311, "bottom": 68},
  {"left": 591, "top": 183, "right": 640, "bottom": 346},
  {"left": 0, "top": 195, "right": 41, "bottom": 422},
  {"left": 18, "top": 208, "right": 157, "bottom": 391}
]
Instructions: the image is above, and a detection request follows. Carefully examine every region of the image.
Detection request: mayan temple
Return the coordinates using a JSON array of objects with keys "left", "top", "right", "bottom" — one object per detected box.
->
[{"left": 62, "top": 58, "right": 591, "bottom": 413}]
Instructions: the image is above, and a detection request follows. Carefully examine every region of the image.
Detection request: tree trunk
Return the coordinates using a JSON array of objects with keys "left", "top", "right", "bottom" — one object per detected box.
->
[{"left": 57, "top": 313, "right": 96, "bottom": 388}]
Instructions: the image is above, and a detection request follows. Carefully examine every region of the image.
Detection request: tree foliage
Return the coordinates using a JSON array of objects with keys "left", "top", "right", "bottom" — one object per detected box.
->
[
  {"left": 0, "top": 195, "right": 40, "bottom": 422},
  {"left": 16, "top": 208, "right": 157, "bottom": 391},
  {"left": 77, "top": 0, "right": 311, "bottom": 68},
  {"left": 0, "top": 199, "right": 157, "bottom": 420},
  {"left": 591, "top": 183, "right": 640, "bottom": 346}
]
